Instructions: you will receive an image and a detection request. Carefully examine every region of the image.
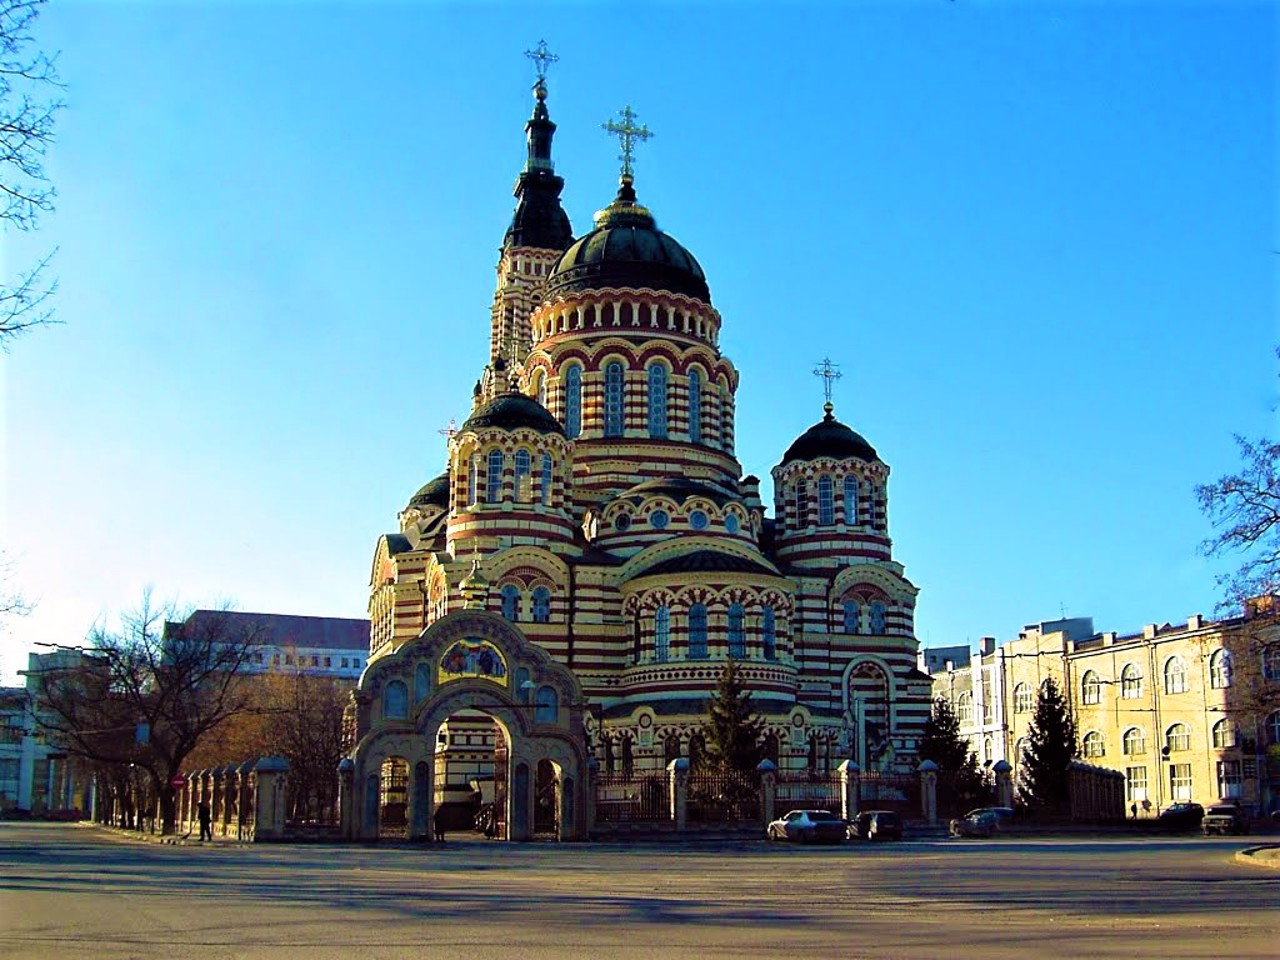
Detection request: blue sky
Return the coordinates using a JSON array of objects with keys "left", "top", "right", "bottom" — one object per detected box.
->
[{"left": 1, "top": 1, "right": 1276, "bottom": 683}]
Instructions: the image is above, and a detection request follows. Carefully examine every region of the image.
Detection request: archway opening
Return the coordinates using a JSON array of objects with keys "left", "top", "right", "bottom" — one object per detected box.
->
[
  {"left": 850, "top": 662, "right": 891, "bottom": 770},
  {"left": 378, "top": 756, "right": 409, "bottom": 840},
  {"left": 433, "top": 707, "right": 512, "bottom": 840},
  {"left": 534, "top": 758, "right": 559, "bottom": 838}
]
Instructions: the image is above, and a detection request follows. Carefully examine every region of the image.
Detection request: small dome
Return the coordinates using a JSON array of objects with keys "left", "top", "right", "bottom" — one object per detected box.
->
[
  {"left": 546, "top": 176, "right": 710, "bottom": 304},
  {"left": 407, "top": 473, "right": 450, "bottom": 510},
  {"left": 461, "top": 392, "right": 565, "bottom": 436},
  {"left": 618, "top": 477, "right": 734, "bottom": 507},
  {"left": 782, "top": 405, "right": 878, "bottom": 464},
  {"left": 633, "top": 549, "right": 778, "bottom": 579}
]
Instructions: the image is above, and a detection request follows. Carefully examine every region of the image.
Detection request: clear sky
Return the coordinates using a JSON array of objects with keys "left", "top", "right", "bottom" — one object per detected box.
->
[{"left": 1, "top": 1, "right": 1276, "bottom": 683}]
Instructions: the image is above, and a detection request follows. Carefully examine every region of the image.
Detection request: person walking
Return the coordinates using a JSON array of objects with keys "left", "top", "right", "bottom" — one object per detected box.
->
[{"left": 197, "top": 800, "right": 212, "bottom": 842}]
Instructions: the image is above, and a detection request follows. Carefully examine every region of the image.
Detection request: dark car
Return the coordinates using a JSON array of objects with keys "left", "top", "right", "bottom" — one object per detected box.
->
[
  {"left": 1201, "top": 804, "right": 1248, "bottom": 836},
  {"left": 948, "top": 806, "right": 1015, "bottom": 839},
  {"left": 767, "top": 809, "right": 848, "bottom": 844},
  {"left": 1156, "top": 802, "right": 1205, "bottom": 832},
  {"left": 848, "top": 809, "right": 903, "bottom": 841}
]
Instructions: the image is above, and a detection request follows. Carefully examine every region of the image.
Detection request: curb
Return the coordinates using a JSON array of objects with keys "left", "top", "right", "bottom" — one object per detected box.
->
[
  {"left": 77, "top": 821, "right": 250, "bottom": 848},
  {"left": 1234, "top": 844, "right": 1280, "bottom": 869}
]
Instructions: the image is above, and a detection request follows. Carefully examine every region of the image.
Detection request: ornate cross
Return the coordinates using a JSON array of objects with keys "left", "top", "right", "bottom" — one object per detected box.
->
[
  {"left": 813, "top": 358, "right": 842, "bottom": 404},
  {"left": 524, "top": 40, "right": 559, "bottom": 81},
  {"left": 602, "top": 105, "right": 653, "bottom": 178},
  {"left": 438, "top": 419, "right": 457, "bottom": 441}
]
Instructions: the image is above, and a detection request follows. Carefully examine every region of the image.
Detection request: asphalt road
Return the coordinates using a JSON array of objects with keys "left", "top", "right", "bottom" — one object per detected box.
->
[{"left": 0, "top": 822, "right": 1276, "bottom": 960}]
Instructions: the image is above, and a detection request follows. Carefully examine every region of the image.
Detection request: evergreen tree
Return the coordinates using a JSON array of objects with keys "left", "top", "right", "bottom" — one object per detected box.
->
[
  {"left": 1018, "top": 677, "right": 1078, "bottom": 810},
  {"left": 918, "top": 697, "right": 984, "bottom": 809},
  {"left": 702, "top": 658, "right": 766, "bottom": 775}
]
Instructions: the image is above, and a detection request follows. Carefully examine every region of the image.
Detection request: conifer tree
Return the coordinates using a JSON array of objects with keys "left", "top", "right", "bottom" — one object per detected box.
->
[
  {"left": 918, "top": 697, "right": 985, "bottom": 809},
  {"left": 1017, "top": 677, "right": 1078, "bottom": 810},
  {"left": 702, "top": 658, "right": 766, "bottom": 775}
]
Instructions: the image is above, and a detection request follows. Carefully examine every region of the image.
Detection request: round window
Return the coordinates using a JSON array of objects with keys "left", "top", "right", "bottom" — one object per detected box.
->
[
  {"left": 689, "top": 510, "right": 709, "bottom": 530},
  {"left": 614, "top": 514, "right": 631, "bottom": 532},
  {"left": 725, "top": 514, "right": 740, "bottom": 534},
  {"left": 650, "top": 509, "right": 670, "bottom": 530}
]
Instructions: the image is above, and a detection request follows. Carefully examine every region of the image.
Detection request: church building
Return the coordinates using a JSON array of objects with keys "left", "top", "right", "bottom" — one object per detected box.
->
[{"left": 343, "top": 57, "right": 930, "bottom": 840}]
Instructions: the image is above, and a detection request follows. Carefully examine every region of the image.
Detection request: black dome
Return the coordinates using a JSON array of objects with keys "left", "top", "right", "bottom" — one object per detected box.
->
[
  {"left": 461, "top": 392, "right": 565, "bottom": 436},
  {"left": 546, "top": 177, "right": 710, "bottom": 304},
  {"left": 618, "top": 477, "right": 734, "bottom": 507},
  {"left": 782, "top": 407, "right": 878, "bottom": 463},
  {"left": 407, "top": 473, "right": 450, "bottom": 510}
]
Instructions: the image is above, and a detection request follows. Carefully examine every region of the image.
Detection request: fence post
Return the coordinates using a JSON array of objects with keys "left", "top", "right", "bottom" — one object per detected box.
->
[
  {"left": 668, "top": 758, "right": 689, "bottom": 832},
  {"left": 337, "top": 758, "right": 354, "bottom": 841},
  {"left": 918, "top": 759, "right": 938, "bottom": 826},
  {"left": 253, "top": 757, "right": 290, "bottom": 842},
  {"left": 585, "top": 758, "right": 598, "bottom": 838},
  {"left": 993, "top": 759, "right": 1013, "bottom": 809},
  {"left": 757, "top": 759, "right": 777, "bottom": 830},
  {"left": 837, "top": 760, "right": 859, "bottom": 821}
]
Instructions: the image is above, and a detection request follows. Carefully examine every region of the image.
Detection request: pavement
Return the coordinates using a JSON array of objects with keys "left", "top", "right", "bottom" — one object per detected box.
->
[{"left": 1236, "top": 842, "right": 1280, "bottom": 868}]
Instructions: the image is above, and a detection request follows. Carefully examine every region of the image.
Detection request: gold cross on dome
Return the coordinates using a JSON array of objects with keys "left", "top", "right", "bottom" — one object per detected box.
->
[
  {"left": 602, "top": 105, "right": 653, "bottom": 178},
  {"left": 813, "top": 358, "right": 842, "bottom": 404},
  {"left": 524, "top": 40, "right": 559, "bottom": 82}
]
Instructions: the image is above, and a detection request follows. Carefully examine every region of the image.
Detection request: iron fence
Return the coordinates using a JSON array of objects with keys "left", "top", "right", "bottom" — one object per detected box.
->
[
  {"left": 594, "top": 772, "right": 668, "bottom": 823},
  {"left": 687, "top": 769, "right": 760, "bottom": 823},
  {"left": 857, "top": 771, "right": 919, "bottom": 816},
  {"left": 776, "top": 772, "right": 842, "bottom": 815}
]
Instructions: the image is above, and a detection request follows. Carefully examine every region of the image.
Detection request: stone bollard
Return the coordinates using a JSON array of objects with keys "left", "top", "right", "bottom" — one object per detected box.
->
[
  {"left": 918, "top": 759, "right": 938, "bottom": 826},
  {"left": 337, "top": 758, "right": 355, "bottom": 841},
  {"left": 837, "top": 760, "right": 860, "bottom": 821},
  {"left": 668, "top": 758, "right": 689, "bottom": 831},
  {"left": 253, "top": 757, "right": 290, "bottom": 842},
  {"left": 757, "top": 760, "right": 777, "bottom": 830},
  {"left": 993, "top": 759, "right": 1013, "bottom": 809}
]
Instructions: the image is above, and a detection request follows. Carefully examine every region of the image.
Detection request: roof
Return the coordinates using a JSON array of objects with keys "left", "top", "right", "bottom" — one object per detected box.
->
[
  {"left": 179, "top": 610, "right": 370, "bottom": 652},
  {"left": 781, "top": 407, "right": 878, "bottom": 464},
  {"left": 617, "top": 477, "right": 735, "bottom": 507},
  {"left": 407, "top": 473, "right": 450, "bottom": 510},
  {"left": 632, "top": 549, "right": 779, "bottom": 579},
  {"left": 461, "top": 392, "right": 564, "bottom": 436}
]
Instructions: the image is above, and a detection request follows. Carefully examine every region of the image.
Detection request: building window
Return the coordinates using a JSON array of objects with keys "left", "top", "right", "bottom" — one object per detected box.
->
[
  {"left": 647, "top": 363, "right": 668, "bottom": 438},
  {"left": 843, "top": 475, "right": 858, "bottom": 525},
  {"left": 792, "top": 479, "right": 808, "bottom": 529},
  {"left": 1082, "top": 731, "right": 1105, "bottom": 758},
  {"left": 540, "top": 452, "right": 553, "bottom": 505},
  {"left": 1217, "top": 759, "right": 1243, "bottom": 799},
  {"left": 1169, "top": 763, "right": 1193, "bottom": 802},
  {"left": 1269, "top": 711, "right": 1280, "bottom": 746},
  {"left": 614, "top": 513, "right": 631, "bottom": 532},
  {"left": 1013, "top": 683, "right": 1033, "bottom": 714},
  {"left": 534, "top": 371, "right": 546, "bottom": 407},
  {"left": 688, "top": 370, "right": 702, "bottom": 443},
  {"left": 468, "top": 455, "right": 479, "bottom": 505},
  {"left": 383, "top": 681, "right": 408, "bottom": 720},
  {"left": 1081, "top": 671, "right": 1102, "bottom": 706},
  {"left": 1165, "top": 723, "right": 1191, "bottom": 753},
  {"left": 1209, "top": 649, "right": 1232, "bottom": 689},
  {"left": 650, "top": 509, "right": 669, "bottom": 530},
  {"left": 514, "top": 449, "right": 532, "bottom": 501},
  {"left": 1123, "top": 727, "right": 1146, "bottom": 755},
  {"left": 604, "top": 361, "right": 624, "bottom": 437},
  {"left": 725, "top": 513, "right": 739, "bottom": 534},
  {"left": 727, "top": 603, "right": 745, "bottom": 659},
  {"left": 341, "top": 658, "right": 349, "bottom": 668},
  {"left": 817, "top": 475, "right": 834, "bottom": 525},
  {"left": 1263, "top": 643, "right": 1280, "bottom": 681},
  {"left": 689, "top": 509, "right": 709, "bottom": 531},
  {"left": 531, "top": 587, "right": 551, "bottom": 624},
  {"left": 869, "top": 601, "right": 886, "bottom": 635},
  {"left": 688, "top": 604, "right": 708, "bottom": 659},
  {"left": 1164, "top": 656, "right": 1188, "bottom": 695},
  {"left": 564, "top": 365, "right": 582, "bottom": 439},
  {"left": 486, "top": 449, "right": 504, "bottom": 503},
  {"left": 1125, "top": 766, "right": 1148, "bottom": 803},
  {"left": 842, "top": 600, "right": 860, "bottom": 635},
  {"left": 534, "top": 686, "right": 558, "bottom": 724},
  {"left": 1211, "top": 718, "right": 1235, "bottom": 749},
  {"left": 762, "top": 606, "right": 776, "bottom": 661},
  {"left": 654, "top": 606, "right": 670, "bottom": 663},
  {"left": 957, "top": 692, "right": 973, "bottom": 726},
  {"left": 500, "top": 584, "right": 521, "bottom": 622},
  {"left": 1121, "top": 663, "right": 1142, "bottom": 699}
]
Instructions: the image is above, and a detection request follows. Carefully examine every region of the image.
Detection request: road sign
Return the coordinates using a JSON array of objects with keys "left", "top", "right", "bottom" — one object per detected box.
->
[{"left": 170, "top": 774, "right": 187, "bottom": 791}]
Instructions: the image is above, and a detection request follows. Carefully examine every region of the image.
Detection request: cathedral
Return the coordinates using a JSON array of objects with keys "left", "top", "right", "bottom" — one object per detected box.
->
[{"left": 344, "top": 58, "right": 930, "bottom": 840}]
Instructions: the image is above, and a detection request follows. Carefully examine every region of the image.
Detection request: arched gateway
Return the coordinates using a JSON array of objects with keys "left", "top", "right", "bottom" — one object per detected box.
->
[{"left": 340, "top": 610, "right": 589, "bottom": 841}]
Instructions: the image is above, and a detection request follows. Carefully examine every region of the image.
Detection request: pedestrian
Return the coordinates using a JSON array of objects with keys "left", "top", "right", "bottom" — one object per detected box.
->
[
  {"left": 197, "top": 800, "right": 212, "bottom": 842},
  {"left": 1130, "top": 803, "right": 1138, "bottom": 820},
  {"left": 433, "top": 805, "right": 446, "bottom": 843}
]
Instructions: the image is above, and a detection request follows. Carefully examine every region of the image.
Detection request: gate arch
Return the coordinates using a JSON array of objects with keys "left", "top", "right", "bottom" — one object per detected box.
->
[{"left": 342, "top": 610, "right": 589, "bottom": 841}]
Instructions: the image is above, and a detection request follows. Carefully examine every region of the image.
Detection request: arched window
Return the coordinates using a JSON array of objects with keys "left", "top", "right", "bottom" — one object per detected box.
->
[
  {"left": 1164, "top": 656, "right": 1187, "bottom": 694},
  {"left": 1081, "top": 671, "right": 1102, "bottom": 705},
  {"left": 1013, "top": 683, "right": 1033, "bottom": 714},
  {"left": 1209, "top": 649, "right": 1232, "bottom": 689},
  {"left": 515, "top": 667, "right": 531, "bottom": 703},
  {"left": 383, "top": 680, "right": 408, "bottom": 720},
  {"left": 1268, "top": 711, "right": 1280, "bottom": 746},
  {"left": 792, "top": 479, "right": 808, "bottom": 529},
  {"left": 1122, "top": 727, "right": 1146, "bottom": 755},
  {"left": 500, "top": 584, "right": 521, "bottom": 622},
  {"left": 1212, "top": 718, "right": 1235, "bottom": 749},
  {"left": 647, "top": 363, "right": 668, "bottom": 438},
  {"left": 540, "top": 452, "right": 553, "bottom": 505},
  {"left": 467, "top": 454, "right": 479, "bottom": 505},
  {"left": 514, "top": 449, "right": 532, "bottom": 501},
  {"left": 534, "top": 686, "right": 559, "bottom": 724},
  {"left": 842, "top": 600, "right": 861, "bottom": 635},
  {"left": 533, "top": 370, "right": 546, "bottom": 407},
  {"left": 654, "top": 605, "right": 670, "bottom": 663},
  {"left": 762, "top": 606, "right": 777, "bottom": 661},
  {"left": 957, "top": 692, "right": 973, "bottom": 726},
  {"left": 486, "top": 449, "right": 504, "bottom": 503},
  {"left": 869, "top": 601, "right": 886, "bottom": 635},
  {"left": 1121, "top": 663, "right": 1142, "bottom": 699},
  {"left": 531, "top": 586, "right": 551, "bottom": 624},
  {"left": 817, "top": 475, "right": 835, "bottom": 525},
  {"left": 1165, "top": 723, "right": 1190, "bottom": 753},
  {"left": 1263, "top": 643, "right": 1280, "bottom": 681},
  {"left": 727, "top": 603, "right": 745, "bottom": 659},
  {"left": 688, "top": 604, "right": 708, "bottom": 659},
  {"left": 688, "top": 370, "right": 702, "bottom": 443},
  {"left": 604, "top": 361, "right": 624, "bottom": 437},
  {"left": 1082, "top": 731, "right": 1104, "bottom": 758},
  {"left": 564, "top": 365, "right": 582, "bottom": 439},
  {"left": 414, "top": 662, "right": 431, "bottom": 703},
  {"left": 843, "top": 475, "right": 859, "bottom": 525},
  {"left": 1014, "top": 738, "right": 1028, "bottom": 768}
]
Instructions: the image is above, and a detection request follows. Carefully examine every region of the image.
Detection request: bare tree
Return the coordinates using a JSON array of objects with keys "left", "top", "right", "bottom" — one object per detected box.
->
[
  {"left": 1197, "top": 434, "right": 1280, "bottom": 608},
  {"left": 30, "top": 591, "right": 263, "bottom": 833},
  {"left": 0, "top": 0, "right": 62, "bottom": 347}
]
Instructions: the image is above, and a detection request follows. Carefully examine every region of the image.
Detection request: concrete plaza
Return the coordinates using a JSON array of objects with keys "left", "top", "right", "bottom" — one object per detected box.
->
[{"left": 0, "top": 822, "right": 1275, "bottom": 960}]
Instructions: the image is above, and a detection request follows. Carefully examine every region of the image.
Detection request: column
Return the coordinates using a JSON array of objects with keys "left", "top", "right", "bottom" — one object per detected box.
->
[
  {"left": 668, "top": 758, "right": 688, "bottom": 831},
  {"left": 757, "top": 759, "right": 777, "bottom": 830},
  {"left": 837, "top": 760, "right": 860, "bottom": 820},
  {"left": 918, "top": 759, "right": 938, "bottom": 826}
]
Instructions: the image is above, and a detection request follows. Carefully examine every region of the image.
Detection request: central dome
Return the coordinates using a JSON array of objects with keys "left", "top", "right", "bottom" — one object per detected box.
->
[{"left": 545, "top": 176, "right": 710, "bottom": 303}]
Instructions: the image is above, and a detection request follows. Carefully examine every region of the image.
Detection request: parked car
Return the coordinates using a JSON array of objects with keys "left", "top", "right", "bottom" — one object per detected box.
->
[
  {"left": 949, "top": 807, "right": 1015, "bottom": 839},
  {"left": 767, "top": 809, "right": 848, "bottom": 844},
  {"left": 1201, "top": 804, "right": 1248, "bottom": 836},
  {"left": 1156, "top": 802, "right": 1205, "bottom": 832},
  {"left": 848, "top": 809, "right": 903, "bottom": 841}
]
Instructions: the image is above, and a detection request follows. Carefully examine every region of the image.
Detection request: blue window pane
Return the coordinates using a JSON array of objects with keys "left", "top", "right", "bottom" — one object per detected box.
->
[
  {"left": 501, "top": 585, "right": 521, "bottom": 622},
  {"left": 487, "top": 450, "right": 504, "bottom": 502},
  {"left": 689, "top": 510, "right": 709, "bottom": 530},
  {"left": 468, "top": 455, "right": 478, "bottom": 505},
  {"left": 654, "top": 606, "right": 670, "bottom": 662},
  {"left": 604, "top": 362, "right": 625, "bottom": 437},
  {"left": 728, "top": 603, "right": 745, "bottom": 659},
  {"left": 534, "top": 686, "right": 559, "bottom": 724},
  {"left": 844, "top": 475, "right": 859, "bottom": 525},
  {"left": 650, "top": 509, "right": 670, "bottom": 529},
  {"left": 564, "top": 366, "right": 582, "bottom": 439},
  {"left": 648, "top": 364, "right": 668, "bottom": 438},
  {"left": 870, "top": 601, "right": 886, "bottom": 634},
  {"left": 532, "top": 587, "right": 551, "bottom": 623},
  {"left": 514, "top": 449, "right": 532, "bottom": 501},
  {"left": 540, "top": 452, "right": 553, "bottom": 505},
  {"left": 843, "top": 600, "right": 860, "bottom": 635},
  {"left": 724, "top": 513, "right": 739, "bottom": 534},
  {"left": 818, "top": 475, "right": 834, "bottom": 525},
  {"left": 688, "top": 370, "right": 702, "bottom": 443},
  {"left": 762, "top": 607, "right": 776, "bottom": 661},
  {"left": 383, "top": 681, "right": 408, "bottom": 720},
  {"left": 688, "top": 604, "right": 708, "bottom": 659}
]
